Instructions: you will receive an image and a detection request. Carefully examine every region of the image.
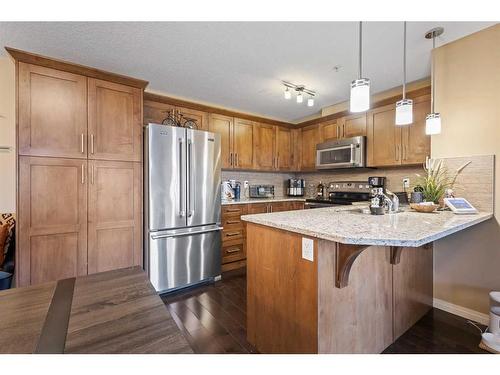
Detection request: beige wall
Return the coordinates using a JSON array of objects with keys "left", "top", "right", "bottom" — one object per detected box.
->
[
  {"left": 432, "top": 24, "right": 500, "bottom": 314},
  {"left": 0, "top": 56, "right": 16, "bottom": 213}
]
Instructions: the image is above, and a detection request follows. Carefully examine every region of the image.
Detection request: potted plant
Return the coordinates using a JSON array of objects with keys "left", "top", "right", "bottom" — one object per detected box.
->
[{"left": 415, "top": 159, "right": 470, "bottom": 206}]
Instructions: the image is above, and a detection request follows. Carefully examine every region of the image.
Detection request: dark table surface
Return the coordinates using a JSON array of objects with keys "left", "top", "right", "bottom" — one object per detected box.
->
[{"left": 0, "top": 266, "right": 192, "bottom": 354}]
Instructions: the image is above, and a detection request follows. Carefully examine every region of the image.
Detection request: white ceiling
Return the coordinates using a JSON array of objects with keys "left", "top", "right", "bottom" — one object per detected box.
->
[{"left": 0, "top": 22, "right": 495, "bottom": 122}]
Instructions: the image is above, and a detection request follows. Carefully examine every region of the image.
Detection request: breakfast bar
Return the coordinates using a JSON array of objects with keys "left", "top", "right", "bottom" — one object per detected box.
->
[{"left": 242, "top": 207, "right": 493, "bottom": 353}]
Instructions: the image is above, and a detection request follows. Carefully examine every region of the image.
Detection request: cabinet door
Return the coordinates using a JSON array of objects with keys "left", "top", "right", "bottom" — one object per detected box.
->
[
  {"left": 291, "top": 128, "right": 302, "bottom": 171},
  {"left": 367, "top": 104, "right": 402, "bottom": 167},
  {"left": 254, "top": 123, "right": 276, "bottom": 171},
  {"left": 401, "top": 97, "right": 431, "bottom": 165},
  {"left": 320, "top": 120, "right": 340, "bottom": 142},
  {"left": 209, "top": 113, "right": 233, "bottom": 169},
  {"left": 87, "top": 160, "right": 142, "bottom": 274},
  {"left": 276, "top": 127, "right": 293, "bottom": 170},
  {"left": 233, "top": 118, "right": 255, "bottom": 169},
  {"left": 18, "top": 63, "right": 88, "bottom": 159},
  {"left": 18, "top": 157, "right": 87, "bottom": 286},
  {"left": 247, "top": 203, "right": 269, "bottom": 214},
  {"left": 88, "top": 79, "right": 142, "bottom": 162},
  {"left": 300, "top": 125, "right": 320, "bottom": 170},
  {"left": 270, "top": 202, "right": 289, "bottom": 212},
  {"left": 342, "top": 113, "right": 367, "bottom": 138},
  {"left": 178, "top": 106, "right": 209, "bottom": 131},
  {"left": 143, "top": 99, "right": 175, "bottom": 125}
]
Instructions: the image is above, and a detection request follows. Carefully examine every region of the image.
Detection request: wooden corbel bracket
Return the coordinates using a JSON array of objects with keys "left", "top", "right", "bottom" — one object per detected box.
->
[
  {"left": 390, "top": 246, "right": 403, "bottom": 265},
  {"left": 335, "top": 243, "right": 369, "bottom": 288}
]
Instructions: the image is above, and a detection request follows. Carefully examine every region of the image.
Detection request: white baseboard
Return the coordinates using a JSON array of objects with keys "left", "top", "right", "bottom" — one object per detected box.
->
[{"left": 433, "top": 298, "right": 489, "bottom": 325}]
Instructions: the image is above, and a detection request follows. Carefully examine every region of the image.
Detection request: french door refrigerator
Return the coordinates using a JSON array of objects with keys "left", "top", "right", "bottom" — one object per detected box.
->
[{"left": 144, "top": 123, "right": 222, "bottom": 293}]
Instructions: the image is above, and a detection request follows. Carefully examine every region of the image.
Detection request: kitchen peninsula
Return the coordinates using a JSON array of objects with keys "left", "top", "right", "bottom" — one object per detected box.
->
[{"left": 242, "top": 207, "right": 493, "bottom": 353}]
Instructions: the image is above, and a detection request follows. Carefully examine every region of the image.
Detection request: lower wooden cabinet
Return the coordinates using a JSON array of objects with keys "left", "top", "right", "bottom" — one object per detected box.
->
[
  {"left": 221, "top": 201, "right": 305, "bottom": 272},
  {"left": 87, "top": 160, "right": 142, "bottom": 274},
  {"left": 18, "top": 156, "right": 88, "bottom": 286},
  {"left": 18, "top": 156, "right": 142, "bottom": 287}
]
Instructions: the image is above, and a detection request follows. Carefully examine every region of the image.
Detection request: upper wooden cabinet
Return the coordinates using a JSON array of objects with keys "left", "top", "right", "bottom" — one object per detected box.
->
[
  {"left": 18, "top": 63, "right": 88, "bottom": 159},
  {"left": 367, "top": 96, "right": 430, "bottom": 167},
  {"left": 88, "top": 79, "right": 142, "bottom": 162},
  {"left": 254, "top": 123, "right": 276, "bottom": 171},
  {"left": 233, "top": 118, "right": 255, "bottom": 169},
  {"left": 275, "top": 127, "right": 293, "bottom": 171},
  {"left": 209, "top": 113, "right": 233, "bottom": 169},
  {"left": 87, "top": 160, "right": 142, "bottom": 274},
  {"left": 18, "top": 156, "right": 88, "bottom": 287},
  {"left": 300, "top": 124, "right": 320, "bottom": 170},
  {"left": 341, "top": 113, "right": 367, "bottom": 138},
  {"left": 177, "top": 106, "right": 209, "bottom": 131},
  {"left": 320, "top": 120, "right": 340, "bottom": 142},
  {"left": 143, "top": 99, "right": 175, "bottom": 125}
]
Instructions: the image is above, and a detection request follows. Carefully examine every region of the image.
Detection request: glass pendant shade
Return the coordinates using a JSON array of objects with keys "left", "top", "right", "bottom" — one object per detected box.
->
[
  {"left": 395, "top": 99, "right": 413, "bottom": 125},
  {"left": 307, "top": 97, "right": 314, "bottom": 107},
  {"left": 425, "top": 113, "right": 441, "bottom": 135},
  {"left": 284, "top": 87, "right": 291, "bottom": 100},
  {"left": 296, "top": 92, "right": 303, "bottom": 103},
  {"left": 350, "top": 78, "right": 370, "bottom": 112}
]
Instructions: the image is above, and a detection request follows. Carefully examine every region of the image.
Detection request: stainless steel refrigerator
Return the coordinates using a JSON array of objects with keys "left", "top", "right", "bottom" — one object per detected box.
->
[{"left": 144, "top": 123, "right": 222, "bottom": 294}]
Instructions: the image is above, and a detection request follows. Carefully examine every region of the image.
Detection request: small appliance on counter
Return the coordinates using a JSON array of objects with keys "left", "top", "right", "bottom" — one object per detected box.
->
[
  {"left": 222, "top": 181, "right": 235, "bottom": 200},
  {"left": 305, "top": 181, "right": 371, "bottom": 209},
  {"left": 286, "top": 178, "right": 305, "bottom": 196},
  {"left": 368, "top": 176, "right": 386, "bottom": 194},
  {"left": 249, "top": 184, "right": 275, "bottom": 198}
]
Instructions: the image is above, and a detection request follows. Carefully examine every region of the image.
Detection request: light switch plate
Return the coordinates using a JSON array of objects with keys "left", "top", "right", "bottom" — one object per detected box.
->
[{"left": 302, "top": 237, "right": 314, "bottom": 262}]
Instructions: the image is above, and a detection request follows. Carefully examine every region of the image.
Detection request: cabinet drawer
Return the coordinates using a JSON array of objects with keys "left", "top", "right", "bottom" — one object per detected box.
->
[
  {"left": 222, "top": 228, "right": 244, "bottom": 242},
  {"left": 223, "top": 216, "right": 244, "bottom": 230},
  {"left": 222, "top": 243, "right": 246, "bottom": 264},
  {"left": 222, "top": 204, "right": 248, "bottom": 216}
]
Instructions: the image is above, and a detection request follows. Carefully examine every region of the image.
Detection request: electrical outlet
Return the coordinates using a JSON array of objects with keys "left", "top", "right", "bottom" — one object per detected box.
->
[
  {"left": 403, "top": 178, "right": 410, "bottom": 189},
  {"left": 302, "top": 237, "right": 314, "bottom": 262}
]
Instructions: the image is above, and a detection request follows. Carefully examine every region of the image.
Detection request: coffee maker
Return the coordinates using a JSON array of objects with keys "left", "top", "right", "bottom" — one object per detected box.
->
[
  {"left": 368, "top": 176, "right": 386, "bottom": 194},
  {"left": 286, "top": 178, "right": 305, "bottom": 196}
]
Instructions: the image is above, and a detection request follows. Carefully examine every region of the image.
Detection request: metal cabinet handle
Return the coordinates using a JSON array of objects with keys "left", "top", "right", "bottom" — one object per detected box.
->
[
  {"left": 276, "top": 154, "right": 279, "bottom": 169},
  {"left": 81, "top": 164, "right": 85, "bottom": 184},
  {"left": 395, "top": 145, "right": 399, "bottom": 161},
  {"left": 230, "top": 153, "right": 233, "bottom": 167},
  {"left": 269, "top": 204, "right": 273, "bottom": 213},
  {"left": 91, "top": 164, "right": 95, "bottom": 184},
  {"left": 336, "top": 125, "right": 339, "bottom": 139},
  {"left": 225, "top": 247, "right": 241, "bottom": 254},
  {"left": 90, "top": 134, "right": 95, "bottom": 154},
  {"left": 225, "top": 232, "right": 240, "bottom": 237},
  {"left": 81, "top": 133, "right": 85, "bottom": 153},
  {"left": 225, "top": 208, "right": 240, "bottom": 213},
  {"left": 226, "top": 220, "right": 240, "bottom": 224},
  {"left": 235, "top": 153, "right": 238, "bottom": 167}
]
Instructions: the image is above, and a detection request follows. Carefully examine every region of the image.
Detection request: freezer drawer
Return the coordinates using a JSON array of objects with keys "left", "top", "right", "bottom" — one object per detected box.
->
[{"left": 148, "top": 226, "right": 222, "bottom": 293}]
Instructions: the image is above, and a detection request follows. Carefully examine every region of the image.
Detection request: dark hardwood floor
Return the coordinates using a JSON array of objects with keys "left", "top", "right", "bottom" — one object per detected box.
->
[{"left": 161, "top": 269, "right": 488, "bottom": 354}]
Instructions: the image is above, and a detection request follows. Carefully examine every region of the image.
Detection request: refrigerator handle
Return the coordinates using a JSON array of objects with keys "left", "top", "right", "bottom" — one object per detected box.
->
[
  {"left": 187, "top": 138, "right": 194, "bottom": 218},
  {"left": 179, "top": 137, "right": 186, "bottom": 217}
]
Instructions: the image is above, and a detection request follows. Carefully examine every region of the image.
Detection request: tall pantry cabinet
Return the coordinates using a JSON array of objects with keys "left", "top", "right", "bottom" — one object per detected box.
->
[{"left": 10, "top": 48, "right": 148, "bottom": 287}]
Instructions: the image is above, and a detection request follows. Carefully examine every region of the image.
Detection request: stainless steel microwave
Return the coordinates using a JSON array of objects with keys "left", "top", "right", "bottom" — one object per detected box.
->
[{"left": 316, "top": 136, "right": 366, "bottom": 169}]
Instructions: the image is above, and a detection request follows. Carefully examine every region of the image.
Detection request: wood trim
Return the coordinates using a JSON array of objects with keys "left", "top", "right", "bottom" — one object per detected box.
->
[
  {"left": 144, "top": 92, "right": 292, "bottom": 128},
  {"left": 298, "top": 86, "right": 431, "bottom": 128},
  {"left": 5, "top": 47, "right": 148, "bottom": 89}
]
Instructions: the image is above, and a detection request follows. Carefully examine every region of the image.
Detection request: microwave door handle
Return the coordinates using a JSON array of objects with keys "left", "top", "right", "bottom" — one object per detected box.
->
[{"left": 350, "top": 144, "right": 355, "bottom": 164}]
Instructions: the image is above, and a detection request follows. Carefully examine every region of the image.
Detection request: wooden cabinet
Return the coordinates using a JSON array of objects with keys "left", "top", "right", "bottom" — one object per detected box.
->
[
  {"left": 276, "top": 127, "right": 293, "bottom": 170},
  {"left": 254, "top": 123, "right": 276, "bottom": 170},
  {"left": 320, "top": 120, "right": 340, "bottom": 142},
  {"left": 87, "top": 160, "right": 142, "bottom": 274},
  {"left": 18, "top": 63, "right": 88, "bottom": 159},
  {"left": 221, "top": 204, "right": 248, "bottom": 272},
  {"left": 18, "top": 157, "right": 88, "bottom": 286},
  {"left": 88, "top": 79, "right": 142, "bottom": 162},
  {"left": 177, "top": 106, "right": 209, "bottom": 131},
  {"left": 143, "top": 99, "right": 175, "bottom": 125},
  {"left": 367, "top": 96, "right": 430, "bottom": 167},
  {"left": 247, "top": 203, "right": 269, "bottom": 214},
  {"left": 233, "top": 118, "right": 255, "bottom": 169},
  {"left": 209, "top": 113, "right": 233, "bottom": 169},
  {"left": 300, "top": 125, "right": 320, "bottom": 170},
  {"left": 341, "top": 113, "right": 367, "bottom": 138}
]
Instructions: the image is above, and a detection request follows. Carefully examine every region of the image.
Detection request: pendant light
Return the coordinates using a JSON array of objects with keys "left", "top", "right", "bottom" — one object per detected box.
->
[
  {"left": 350, "top": 21, "right": 370, "bottom": 113},
  {"left": 284, "top": 86, "right": 291, "bottom": 100},
  {"left": 425, "top": 27, "right": 444, "bottom": 135},
  {"left": 395, "top": 22, "right": 413, "bottom": 125}
]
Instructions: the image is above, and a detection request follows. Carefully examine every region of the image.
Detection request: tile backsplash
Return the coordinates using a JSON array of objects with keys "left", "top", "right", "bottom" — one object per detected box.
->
[{"left": 221, "top": 171, "right": 294, "bottom": 197}]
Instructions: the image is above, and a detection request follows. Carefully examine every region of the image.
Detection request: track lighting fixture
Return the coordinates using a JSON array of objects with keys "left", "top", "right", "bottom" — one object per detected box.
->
[{"left": 282, "top": 82, "right": 316, "bottom": 107}]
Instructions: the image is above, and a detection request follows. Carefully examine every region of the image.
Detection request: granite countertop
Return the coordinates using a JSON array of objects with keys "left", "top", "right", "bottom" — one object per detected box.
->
[
  {"left": 222, "top": 196, "right": 306, "bottom": 205},
  {"left": 241, "top": 205, "right": 493, "bottom": 247}
]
